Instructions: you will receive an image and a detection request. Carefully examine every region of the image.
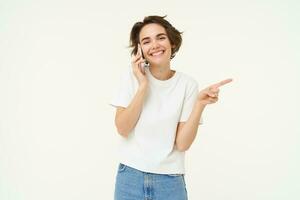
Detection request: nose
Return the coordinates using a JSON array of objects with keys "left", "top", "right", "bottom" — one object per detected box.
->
[{"left": 151, "top": 40, "right": 159, "bottom": 50}]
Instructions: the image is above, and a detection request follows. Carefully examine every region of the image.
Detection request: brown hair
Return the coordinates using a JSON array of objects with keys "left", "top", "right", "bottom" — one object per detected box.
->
[{"left": 129, "top": 15, "right": 183, "bottom": 59}]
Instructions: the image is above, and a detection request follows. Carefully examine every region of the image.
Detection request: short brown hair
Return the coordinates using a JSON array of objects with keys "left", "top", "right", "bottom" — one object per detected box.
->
[{"left": 129, "top": 15, "right": 183, "bottom": 59}]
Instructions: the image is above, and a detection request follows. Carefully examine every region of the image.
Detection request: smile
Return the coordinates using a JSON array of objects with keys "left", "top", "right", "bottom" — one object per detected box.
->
[{"left": 150, "top": 50, "right": 164, "bottom": 57}]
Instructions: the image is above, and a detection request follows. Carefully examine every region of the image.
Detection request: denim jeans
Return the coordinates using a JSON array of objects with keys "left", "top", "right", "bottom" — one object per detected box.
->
[{"left": 114, "top": 163, "right": 188, "bottom": 200}]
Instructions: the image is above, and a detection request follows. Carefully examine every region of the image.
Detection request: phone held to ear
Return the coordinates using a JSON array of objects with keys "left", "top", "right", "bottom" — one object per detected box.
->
[
  {"left": 141, "top": 50, "right": 150, "bottom": 68},
  {"left": 138, "top": 44, "right": 150, "bottom": 74}
]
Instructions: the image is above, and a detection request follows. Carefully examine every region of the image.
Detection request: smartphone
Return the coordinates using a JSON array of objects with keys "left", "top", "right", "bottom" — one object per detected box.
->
[{"left": 140, "top": 46, "right": 150, "bottom": 68}]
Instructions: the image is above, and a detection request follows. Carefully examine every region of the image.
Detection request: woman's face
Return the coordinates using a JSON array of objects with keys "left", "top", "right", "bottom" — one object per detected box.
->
[{"left": 139, "top": 23, "right": 174, "bottom": 67}]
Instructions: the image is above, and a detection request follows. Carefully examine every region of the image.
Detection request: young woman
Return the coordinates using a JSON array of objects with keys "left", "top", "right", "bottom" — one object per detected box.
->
[{"left": 110, "top": 15, "right": 232, "bottom": 200}]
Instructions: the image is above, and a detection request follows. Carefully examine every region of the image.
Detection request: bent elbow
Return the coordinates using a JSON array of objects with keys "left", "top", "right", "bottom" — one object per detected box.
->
[
  {"left": 175, "top": 143, "right": 190, "bottom": 152},
  {"left": 116, "top": 127, "right": 130, "bottom": 138},
  {"left": 114, "top": 118, "right": 129, "bottom": 138}
]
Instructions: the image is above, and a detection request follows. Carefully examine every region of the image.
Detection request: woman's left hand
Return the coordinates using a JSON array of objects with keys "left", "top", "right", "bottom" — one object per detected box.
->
[{"left": 197, "top": 79, "right": 233, "bottom": 106}]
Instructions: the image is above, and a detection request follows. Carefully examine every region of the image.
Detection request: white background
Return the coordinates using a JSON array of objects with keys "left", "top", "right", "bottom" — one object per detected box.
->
[{"left": 0, "top": 0, "right": 299, "bottom": 199}]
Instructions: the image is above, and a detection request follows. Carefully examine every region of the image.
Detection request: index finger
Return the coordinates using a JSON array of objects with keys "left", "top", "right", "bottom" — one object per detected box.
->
[
  {"left": 211, "top": 78, "right": 233, "bottom": 89},
  {"left": 132, "top": 45, "right": 142, "bottom": 61}
]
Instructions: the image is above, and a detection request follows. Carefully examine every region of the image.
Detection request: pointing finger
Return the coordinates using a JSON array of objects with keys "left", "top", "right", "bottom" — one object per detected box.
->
[{"left": 211, "top": 78, "right": 233, "bottom": 89}]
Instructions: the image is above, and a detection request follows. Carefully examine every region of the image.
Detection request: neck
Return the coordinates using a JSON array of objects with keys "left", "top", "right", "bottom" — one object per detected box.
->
[{"left": 149, "top": 63, "right": 175, "bottom": 80}]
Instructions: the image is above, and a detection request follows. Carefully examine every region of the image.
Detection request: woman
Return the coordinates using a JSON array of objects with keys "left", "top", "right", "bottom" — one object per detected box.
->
[{"left": 110, "top": 15, "right": 232, "bottom": 200}]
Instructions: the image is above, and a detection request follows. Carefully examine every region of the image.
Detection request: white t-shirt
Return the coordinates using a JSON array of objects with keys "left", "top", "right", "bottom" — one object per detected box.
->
[{"left": 110, "top": 66, "right": 203, "bottom": 174}]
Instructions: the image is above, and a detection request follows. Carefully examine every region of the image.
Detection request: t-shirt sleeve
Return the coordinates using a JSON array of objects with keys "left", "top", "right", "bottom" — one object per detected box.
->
[
  {"left": 109, "top": 69, "right": 135, "bottom": 108},
  {"left": 179, "top": 81, "right": 203, "bottom": 125}
]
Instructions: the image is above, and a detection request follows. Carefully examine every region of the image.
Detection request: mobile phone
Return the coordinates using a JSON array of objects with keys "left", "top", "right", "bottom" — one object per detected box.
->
[{"left": 140, "top": 46, "right": 150, "bottom": 68}]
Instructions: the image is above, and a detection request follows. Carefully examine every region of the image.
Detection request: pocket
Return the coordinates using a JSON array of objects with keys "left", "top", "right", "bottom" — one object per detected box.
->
[{"left": 118, "top": 163, "right": 127, "bottom": 173}]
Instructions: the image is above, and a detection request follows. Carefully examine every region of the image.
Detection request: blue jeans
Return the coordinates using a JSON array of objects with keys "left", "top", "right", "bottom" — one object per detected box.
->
[{"left": 114, "top": 163, "right": 188, "bottom": 200}]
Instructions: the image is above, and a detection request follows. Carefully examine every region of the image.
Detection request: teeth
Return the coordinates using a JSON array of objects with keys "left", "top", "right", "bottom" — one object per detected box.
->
[{"left": 151, "top": 51, "right": 164, "bottom": 56}]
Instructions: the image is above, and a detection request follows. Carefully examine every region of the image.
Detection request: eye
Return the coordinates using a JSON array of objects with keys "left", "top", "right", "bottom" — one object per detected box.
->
[
  {"left": 159, "top": 37, "right": 166, "bottom": 40},
  {"left": 143, "top": 41, "right": 150, "bottom": 45}
]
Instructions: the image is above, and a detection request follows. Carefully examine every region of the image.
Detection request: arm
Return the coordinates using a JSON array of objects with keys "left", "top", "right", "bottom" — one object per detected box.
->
[
  {"left": 114, "top": 44, "right": 149, "bottom": 138},
  {"left": 175, "top": 78, "right": 233, "bottom": 151},
  {"left": 175, "top": 101, "right": 205, "bottom": 151},
  {"left": 115, "top": 84, "right": 148, "bottom": 138}
]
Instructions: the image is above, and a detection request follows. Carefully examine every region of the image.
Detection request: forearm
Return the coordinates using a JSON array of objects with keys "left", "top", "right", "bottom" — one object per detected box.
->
[
  {"left": 115, "top": 85, "right": 148, "bottom": 137},
  {"left": 175, "top": 101, "right": 206, "bottom": 151}
]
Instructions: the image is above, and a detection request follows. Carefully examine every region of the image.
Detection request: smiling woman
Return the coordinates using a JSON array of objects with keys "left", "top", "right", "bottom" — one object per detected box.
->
[
  {"left": 138, "top": 23, "right": 174, "bottom": 73},
  {"left": 130, "top": 15, "right": 182, "bottom": 58},
  {"left": 110, "top": 15, "right": 232, "bottom": 200}
]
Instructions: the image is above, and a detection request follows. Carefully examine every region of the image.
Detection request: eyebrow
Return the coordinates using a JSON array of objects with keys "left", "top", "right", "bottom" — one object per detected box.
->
[{"left": 140, "top": 33, "right": 167, "bottom": 43}]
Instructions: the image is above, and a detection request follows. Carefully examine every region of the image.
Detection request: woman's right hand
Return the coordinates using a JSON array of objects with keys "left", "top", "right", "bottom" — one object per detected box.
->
[{"left": 131, "top": 44, "right": 148, "bottom": 88}]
